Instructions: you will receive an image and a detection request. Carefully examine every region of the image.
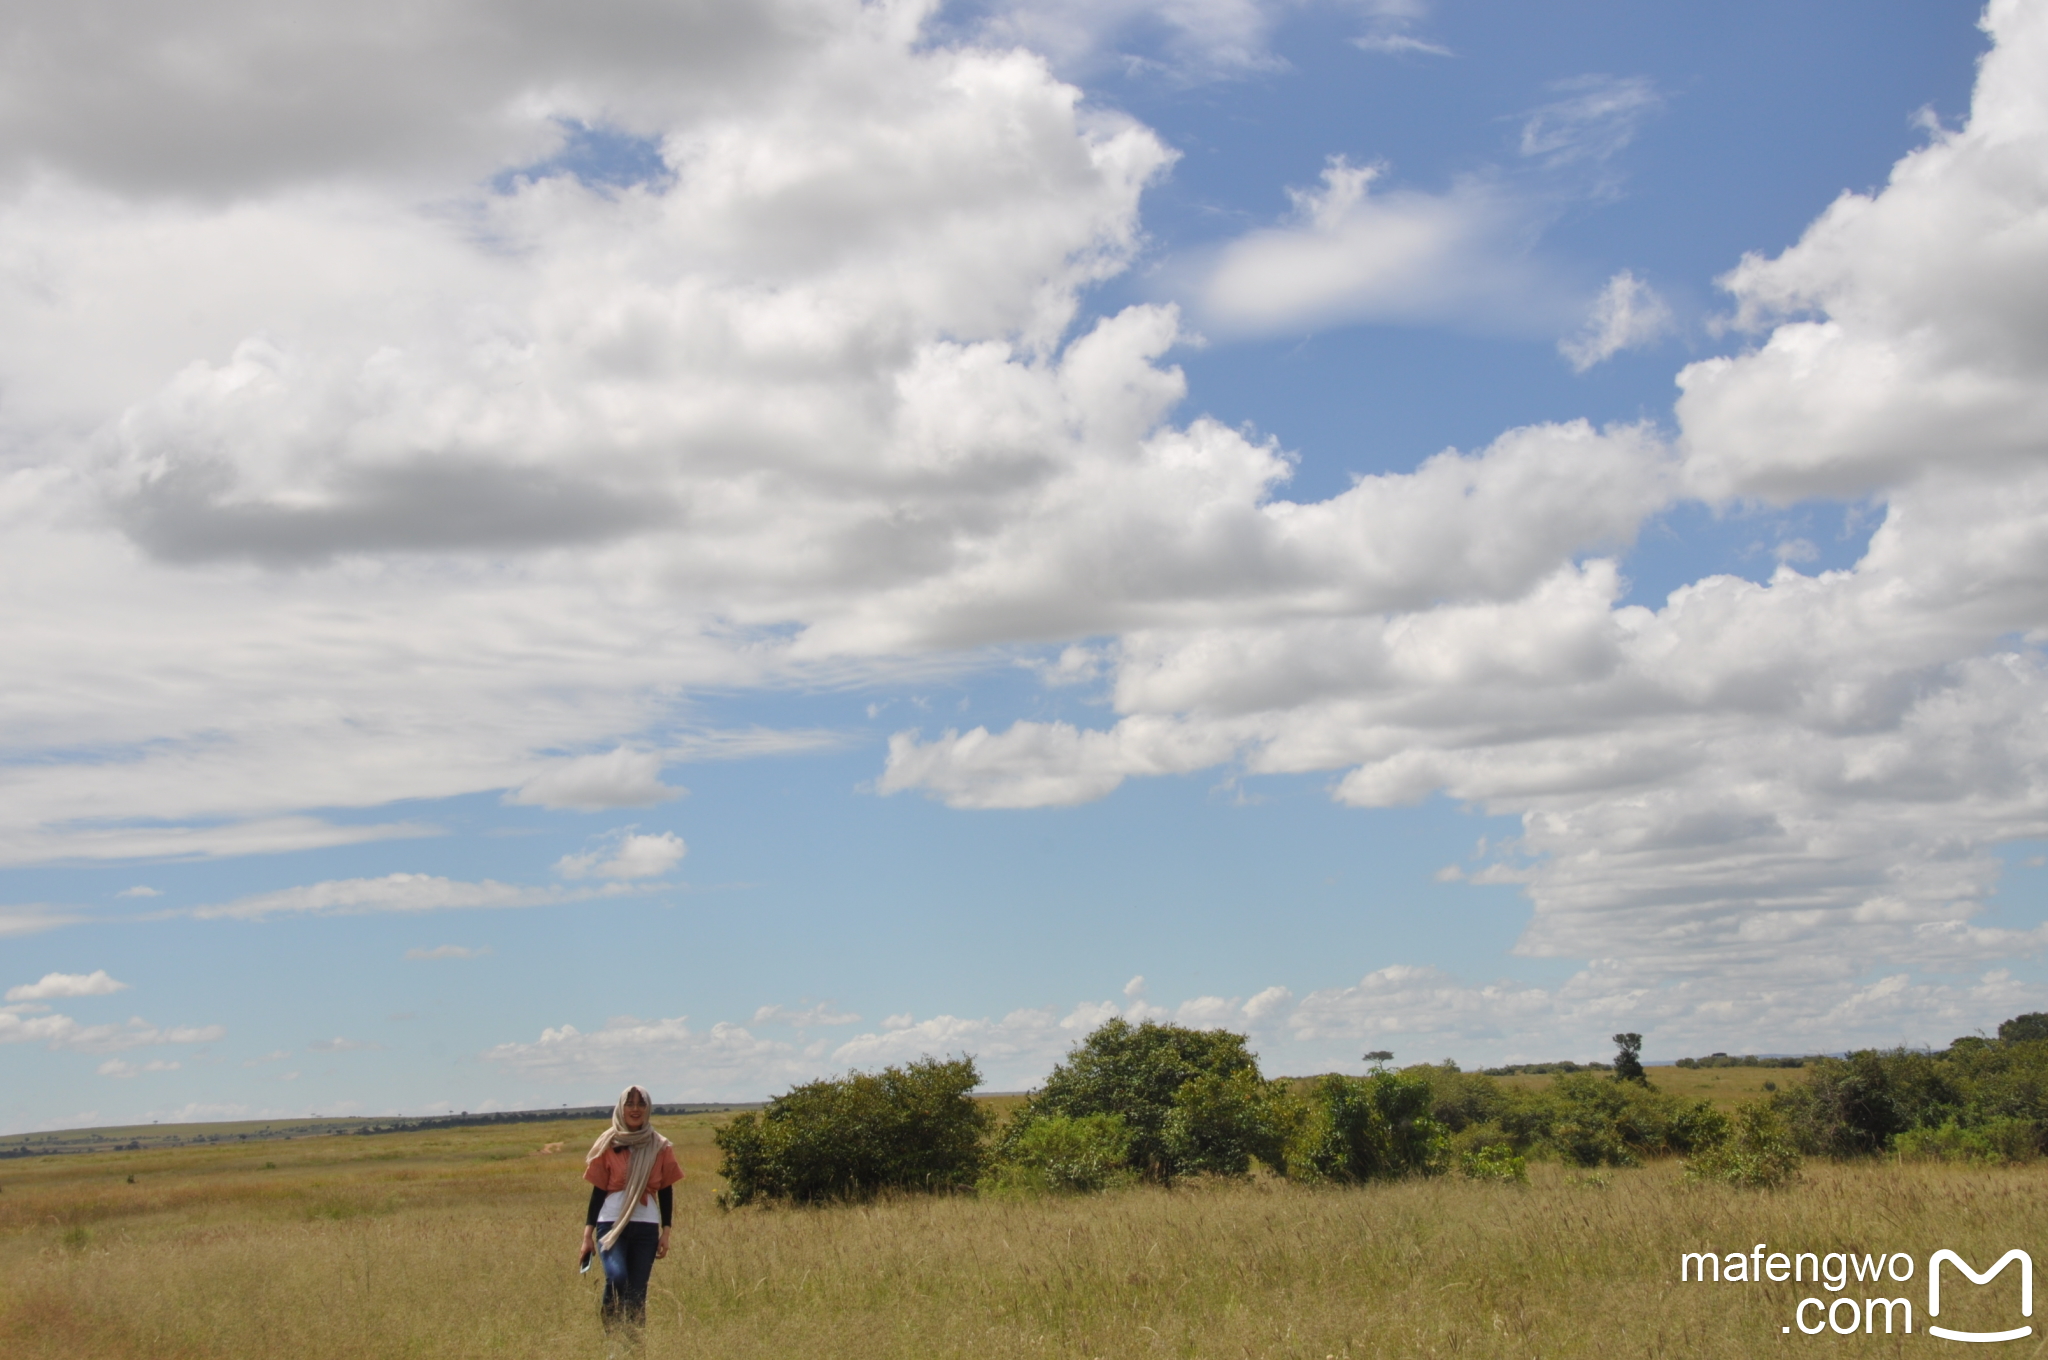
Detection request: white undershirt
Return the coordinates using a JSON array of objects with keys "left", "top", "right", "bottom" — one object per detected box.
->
[{"left": 599, "top": 1189, "right": 661, "bottom": 1225}]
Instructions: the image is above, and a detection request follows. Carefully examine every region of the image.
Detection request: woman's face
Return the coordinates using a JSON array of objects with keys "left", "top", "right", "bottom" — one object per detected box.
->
[{"left": 622, "top": 1093, "right": 649, "bottom": 1131}]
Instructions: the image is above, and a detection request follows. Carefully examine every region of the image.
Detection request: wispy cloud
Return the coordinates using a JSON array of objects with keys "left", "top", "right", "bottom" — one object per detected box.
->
[
  {"left": 0, "top": 818, "right": 441, "bottom": 868},
  {"left": 1184, "top": 68, "right": 1660, "bottom": 339},
  {"left": 191, "top": 873, "right": 642, "bottom": 921},
  {"left": 1516, "top": 75, "right": 1661, "bottom": 170},
  {"left": 403, "top": 944, "right": 492, "bottom": 961},
  {"left": 7, "top": 970, "right": 128, "bottom": 1003},
  {"left": 752, "top": 1002, "right": 862, "bottom": 1027},
  {"left": 307, "top": 1037, "right": 380, "bottom": 1053},
  {"left": 505, "top": 747, "right": 684, "bottom": 812},
  {"left": 1560, "top": 269, "right": 1674, "bottom": 370},
  {"left": 0, "top": 1011, "right": 224, "bottom": 1053},
  {"left": 1192, "top": 157, "right": 1545, "bottom": 335},
  {"left": 1354, "top": 32, "right": 1451, "bottom": 56},
  {"left": 98, "top": 1058, "right": 181, "bottom": 1078},
  {"left": 0, "top": 907, "right": 86, "bottom": 938}
]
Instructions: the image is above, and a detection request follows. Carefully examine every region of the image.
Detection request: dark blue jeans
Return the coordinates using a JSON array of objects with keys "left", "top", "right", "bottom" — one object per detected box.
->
[{"left": 596, "top": 1221, "right": 660, "bottom": 1328}]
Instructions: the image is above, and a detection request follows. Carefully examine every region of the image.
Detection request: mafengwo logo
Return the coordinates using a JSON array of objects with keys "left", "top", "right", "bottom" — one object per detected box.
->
[{"left": 1679, "top": 1245, "right": 2033, "bottom": 1340}]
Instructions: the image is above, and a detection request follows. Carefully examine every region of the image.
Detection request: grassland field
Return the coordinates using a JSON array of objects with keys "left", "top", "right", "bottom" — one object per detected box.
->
[{"left": 3, "top": 1072, "right": 2039, "bottom": 1359}]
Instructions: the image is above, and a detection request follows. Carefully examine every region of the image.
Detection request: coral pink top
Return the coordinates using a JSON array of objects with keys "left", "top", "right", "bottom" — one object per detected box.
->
[{"left": 584, "top": 1144, "right": 684, "bottom": 1206}]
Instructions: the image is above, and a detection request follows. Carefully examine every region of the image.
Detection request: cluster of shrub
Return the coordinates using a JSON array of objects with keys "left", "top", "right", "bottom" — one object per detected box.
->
[
  {"left": 711, "top": 1013, "right": 2048, "bottom": 1206},
  {"left": 1764, "top": 1012, "right": 2048, "bottom": 1164},
  {"left": 717, "top": 1019, "right": 1471, "bottom": 1205},
  {"left": 1672, "top": 1054, "right": 1809, "bottom": 1069},
  {"left": 718, "top": 1021, "right": 1667, "bottom": 1203}
]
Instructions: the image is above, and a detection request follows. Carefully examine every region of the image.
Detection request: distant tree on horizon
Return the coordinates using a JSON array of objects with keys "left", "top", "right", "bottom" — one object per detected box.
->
[{"left": 1611, "top": 1033, "right": 1647, "bottom": 1085}]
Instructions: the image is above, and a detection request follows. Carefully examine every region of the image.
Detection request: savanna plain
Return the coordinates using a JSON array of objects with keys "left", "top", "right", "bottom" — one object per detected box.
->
[{"left": 4, "top": 1068, "right": 2041, "bottom": 1359}]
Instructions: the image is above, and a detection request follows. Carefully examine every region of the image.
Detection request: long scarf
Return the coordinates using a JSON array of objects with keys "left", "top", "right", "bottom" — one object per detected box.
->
[{"left": 585, "top": 1084, "right": 670, "bottom": 1252}]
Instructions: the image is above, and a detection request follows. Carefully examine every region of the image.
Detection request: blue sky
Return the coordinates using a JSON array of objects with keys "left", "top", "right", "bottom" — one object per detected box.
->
[{"left": 4, "top": 0, "right": 2047, "bottom": 1131}]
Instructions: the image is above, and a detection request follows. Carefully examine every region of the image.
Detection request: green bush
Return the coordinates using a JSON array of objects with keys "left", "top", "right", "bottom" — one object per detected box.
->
[
  {"left": 1683, "top": 1102, "right": 1800, "bottom": 1189},
  {"left": 1460, "top": 1143, "right": 1527, "bottom": 1183},
  {"left": 1004, "top": 1019, "right": 1289, "bottom": 1182},
  {"left": 1773, "top": 1048, "right": 1963, "bottom": 1157},
  {"left": 981, "top": 1113, "right": 1134, "bottom": 1194},
  {"left": 1667, "top": 1099, "right": 1732, "bottom": 1154},
  {"left": 1541, "top": 1075, "right": 1649, "bottom": 1168},
  {"left": 1488, "top": 1072, "right": 1721, "bottom": 1167},
  {"left": 1405, "top": 1061, "right": 1512, "bottom": 1134},
  {"left": 1757, "top": 1025, "right": 2048, "bottom": 1160},
  {"left": 714, "top": 1056, "right": 991, "bottom": 1206},
  {"left": 1284, "top": 1070, "right": 1449, "bottom": 1183},
  {"left": 1894, "top": 1117, "right": 2040, "bottom": 1164}
]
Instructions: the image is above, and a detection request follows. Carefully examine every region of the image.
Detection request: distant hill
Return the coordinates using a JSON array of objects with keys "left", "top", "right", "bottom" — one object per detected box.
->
[{"left": 0, "top": 1103, "right": 762, "bottom": 1158}]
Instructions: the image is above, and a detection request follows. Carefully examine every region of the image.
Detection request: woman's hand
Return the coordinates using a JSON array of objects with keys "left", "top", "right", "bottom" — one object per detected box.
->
[
  {"left": 656, "top": 1227, "right": 670, "bottom": 1259},
  {"left": 580, "top": 1225, "right": 596, "bottom": 1261}
]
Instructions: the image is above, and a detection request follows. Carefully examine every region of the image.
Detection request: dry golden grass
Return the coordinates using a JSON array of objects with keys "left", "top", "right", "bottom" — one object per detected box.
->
[{"left": 2, "top": 1110, "right": 2039, "bottom": 1359}]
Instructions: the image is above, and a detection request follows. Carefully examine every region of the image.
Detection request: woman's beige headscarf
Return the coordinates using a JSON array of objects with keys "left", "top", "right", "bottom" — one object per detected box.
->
[{"left": 585, "top": 1084, "right": 672, "bottom": 1252}]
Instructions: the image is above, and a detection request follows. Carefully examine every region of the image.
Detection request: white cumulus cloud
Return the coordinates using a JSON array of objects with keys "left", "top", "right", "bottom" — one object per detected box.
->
[
  {"left": 877, "top": 0, "right": 2048, "bottom": 1046},
  {"left": 4, "top": 0, "right": 2048, "bottom": 1060},
  {"left": 555, "top": 830, "right": 687, "bottom": 880},
  {"left": 6, "top": 970, "right": 129, "bottom": 1002},
  {"left": 0, "top": 0, "right": 1174, "bottom": 862}
]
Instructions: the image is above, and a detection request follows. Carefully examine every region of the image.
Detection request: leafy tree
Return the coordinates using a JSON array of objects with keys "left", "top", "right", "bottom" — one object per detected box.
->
[
  {"left": 1003, "top": 1019, "right": 1288, "bottom": 1181},
  {"left": 1611, "top": 1032, "right": 1646, "bottom": 1085},
  {"left": 1999, "top": 1012, "right": 2048, "bottom": 1044},
  {"left": 1285, "top": 1070, "right": 1449, "bottom": 1182},
  {"left": 714, "top": 1056, "right": 990, "bottom": 1205},
  {"left": 1164, "top": 1067, "right": 1292, "bottom": 1176}
]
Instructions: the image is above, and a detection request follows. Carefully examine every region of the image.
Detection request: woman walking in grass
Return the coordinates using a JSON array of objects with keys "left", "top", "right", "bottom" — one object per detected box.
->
[{"left": 581, "top": 1085, "right": 684, "bottom": 1338}]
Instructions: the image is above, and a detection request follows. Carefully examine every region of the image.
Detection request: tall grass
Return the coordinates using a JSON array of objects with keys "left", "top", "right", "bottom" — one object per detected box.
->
[{"left": 3, "top": 1115, "right": 2040, "bottom": 1358}]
